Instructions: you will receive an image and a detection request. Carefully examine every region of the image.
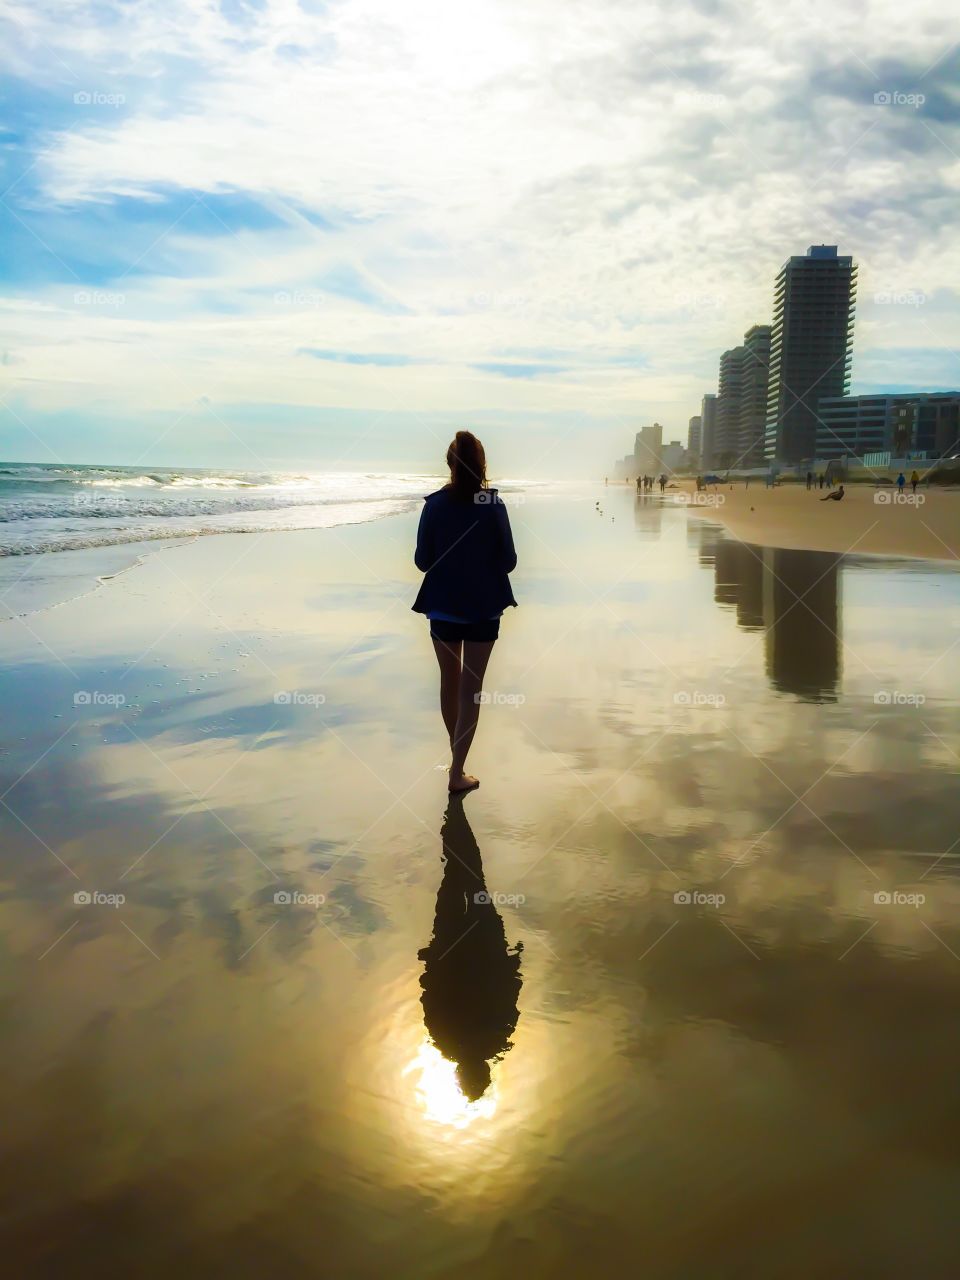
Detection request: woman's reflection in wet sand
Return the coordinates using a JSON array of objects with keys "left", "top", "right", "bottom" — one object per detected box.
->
[{"left": 418, "top": 796, "right": 523, "bottom": 1101}]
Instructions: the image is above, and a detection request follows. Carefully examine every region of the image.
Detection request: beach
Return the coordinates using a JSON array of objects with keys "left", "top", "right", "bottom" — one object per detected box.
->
[
  {"left": 683, "top": 479, "right": 960, "bottom": 562},
  {"left": 2, "top": 486, "right": 960, "bottom": 1277}
]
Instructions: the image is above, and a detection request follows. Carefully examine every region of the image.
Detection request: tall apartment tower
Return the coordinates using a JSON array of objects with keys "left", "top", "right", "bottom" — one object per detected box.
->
[
  {"left": 739, "top": 324, "right": 772, "bottom": 467},
  {"left": 700, "top": 394, "right": 718, "bottom": 469},
  {"left": 716, "top": 345, "right": 745, "bottom": 469},
  {"left": 763, "top": 245, "right": 857, "bottom": 464},
  {"left": 687, "top": 414, "right": 702, "bottom": 464},
  {"left": 715, "top": 327, "right": 772, "bottom": 469}
]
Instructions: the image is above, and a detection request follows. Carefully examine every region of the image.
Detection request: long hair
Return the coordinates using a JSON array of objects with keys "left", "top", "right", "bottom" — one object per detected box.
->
[{"left": 445, "top": 431, "right": 487, "bottom": 501}]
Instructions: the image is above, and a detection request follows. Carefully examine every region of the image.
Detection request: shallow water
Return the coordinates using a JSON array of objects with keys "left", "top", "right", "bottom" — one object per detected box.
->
[{"left": 1, "top": 487, "right": 958, "bottom": 1277}]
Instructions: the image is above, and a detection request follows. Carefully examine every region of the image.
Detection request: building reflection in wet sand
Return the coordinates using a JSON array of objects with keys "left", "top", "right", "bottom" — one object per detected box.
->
[
  {"left": 699, "top": 523, "right": 841, "bottom": 700},
  {"left": 762, "top": 547, "right": 841, "bottom": 701},
  {"left": 713, "top": 540, "right": 764, "bottom": 630},
  {"left": 418, "top": 796, "right": 523, "bottom": 1104}
]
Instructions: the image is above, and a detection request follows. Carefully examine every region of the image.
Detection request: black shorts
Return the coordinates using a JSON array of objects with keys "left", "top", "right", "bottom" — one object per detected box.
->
[{"left": 429, "top": 617, "right": 501, "bottom": 643}]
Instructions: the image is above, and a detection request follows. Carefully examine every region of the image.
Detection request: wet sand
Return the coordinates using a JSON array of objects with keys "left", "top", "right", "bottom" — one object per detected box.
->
[
  {"left": 683, "top": 481, "right": 960, "bottom": 561},
  {"left": 2, "top": 488, "right": 960, "bottom": 1278}
]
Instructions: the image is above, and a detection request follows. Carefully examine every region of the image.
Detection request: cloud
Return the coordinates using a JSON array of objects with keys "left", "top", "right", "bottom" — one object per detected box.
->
[
  {"left": 299, "top": 348, "right": 419, "bottom": 366},
  {"left": 472, "top": 362, "right": 569, "bottom": 378}
]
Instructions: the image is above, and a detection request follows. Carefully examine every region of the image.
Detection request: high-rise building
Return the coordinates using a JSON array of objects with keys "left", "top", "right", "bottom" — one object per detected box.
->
[
  {"left": 661, "top": 440, "right": 686, "bottom": 472},
  {"left": 763, "top": 245, "right": 857, "bottom": 464},
  {"left": 716, "top": 345, "right": 745, "bottom": 469},
  {"left": 739, "top": 325, "right": 771, "bottom": 467},
  {"left": 817, "top": 392, "right": 960, "bottom": 461},
  {"left": 687, "top": 415, "right": 702, "bottom": 463},
  {"left": 634, "top": 423, "right": 663, "bottom": 476},
  {"left": 713, "top": 325, "right": 771, "bottom": 470},
  {"left": 700, "top": 394, "right": 718, "bottom": 470}
]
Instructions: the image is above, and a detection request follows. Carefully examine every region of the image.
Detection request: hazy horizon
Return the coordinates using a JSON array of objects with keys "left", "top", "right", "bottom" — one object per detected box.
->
[{"left": 2, "top": 1, "right": 959, "bottom": 477}]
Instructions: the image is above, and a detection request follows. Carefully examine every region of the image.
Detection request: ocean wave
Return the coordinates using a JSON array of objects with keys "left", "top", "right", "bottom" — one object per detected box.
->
[
  {"left": 0, "top": 465, "right": 438, "bottom": 491},
  {"left": 0, "top": 497, "right": 419, "bottom": 555},
  {"left": 0, "top": 490, "right": 426, "bottom": 523}
]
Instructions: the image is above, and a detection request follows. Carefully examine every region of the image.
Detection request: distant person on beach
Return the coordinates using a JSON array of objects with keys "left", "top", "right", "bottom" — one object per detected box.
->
[
  {"left": 636, "top": 475, "right": 642, "bottom": 494},
  {"left": 911, "top": 470, "right": 920, "bottom": 494},
  {"left": 897, "top": 472, "right": 906, "bottom": 494},
  {"left": 806, "top": 471, "right": 813, "bottom": 490},
  {"left": 413, "top": 431, "right": 517, "bottom": 794},
  {"left": 820, "top": 484, "right": 845, "bottom": 502},
  {"left": 818, "top": 474, "right": 825, "bottom": 490},
  {"left": 658, "top": 474, "right": 666, "bottom": 493}
]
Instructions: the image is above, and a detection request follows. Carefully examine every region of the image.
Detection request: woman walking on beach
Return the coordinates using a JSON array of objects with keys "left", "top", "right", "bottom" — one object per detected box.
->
[{"left": 413, "top": 431, "right": 517, "bottom": 793}]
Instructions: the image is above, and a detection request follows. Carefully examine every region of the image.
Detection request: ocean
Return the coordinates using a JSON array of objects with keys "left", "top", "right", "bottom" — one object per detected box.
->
[
  {"left": 0, "top": 464, "right": 450, "bottom": 556},
  {"left": 0, "top": 463, "right": 548, "bottom": 617}
]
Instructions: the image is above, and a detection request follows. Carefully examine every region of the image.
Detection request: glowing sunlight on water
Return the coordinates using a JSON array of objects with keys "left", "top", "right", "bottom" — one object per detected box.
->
[{"left": 403, "top": 1039, "right": 500, "bottom": 1130}]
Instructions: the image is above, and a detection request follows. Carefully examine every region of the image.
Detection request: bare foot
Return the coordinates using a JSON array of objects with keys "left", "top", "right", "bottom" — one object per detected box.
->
[{"left": 448, "top": 774, "right": 479, "bottom": 793}]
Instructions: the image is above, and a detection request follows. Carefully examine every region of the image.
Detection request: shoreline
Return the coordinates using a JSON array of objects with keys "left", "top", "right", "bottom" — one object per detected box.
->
[{"left": 674, "top": 481, "right": 960, "bottom": 562}]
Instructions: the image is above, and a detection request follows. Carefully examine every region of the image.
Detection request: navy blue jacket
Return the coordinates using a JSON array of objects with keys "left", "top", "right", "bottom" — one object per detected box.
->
[{"left": 412, "top": 487, "right": 518, "bottom": 620}]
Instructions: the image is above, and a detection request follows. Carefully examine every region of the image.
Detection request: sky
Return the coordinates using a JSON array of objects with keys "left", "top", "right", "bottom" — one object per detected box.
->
[{"left": 1, "top": 0, "right": 959, "bottom": 477}]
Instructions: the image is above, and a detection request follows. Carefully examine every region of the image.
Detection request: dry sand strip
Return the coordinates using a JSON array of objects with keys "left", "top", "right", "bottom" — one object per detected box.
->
[{"left": 681, "top": 483, "right": 960, "bottom": 562}]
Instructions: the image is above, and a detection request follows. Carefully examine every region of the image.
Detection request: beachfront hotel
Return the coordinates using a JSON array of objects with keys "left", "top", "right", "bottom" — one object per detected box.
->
[
  {"left": 699, "top": 393, "right": 718, "bottom": 470},
  {"left": 687, "top": 414, "right": 702, "bottom": 465},
  {"left": 763, "top": 245, "right": 858, "bottom": 464},
  {"left": 633, "top": 422, "right": 664, "bottom": 476},
  {"left": 713, "top": 325, "right": 771, "bottom": 470},
  {"left": 715, "top": 344, "right": 744, "bottom": 469},
  {"left": 739, "top": 325, "right": 772, "bottom": 467},
  {"left": 816, "top": 392, "right": 960, "bottom": 463}
]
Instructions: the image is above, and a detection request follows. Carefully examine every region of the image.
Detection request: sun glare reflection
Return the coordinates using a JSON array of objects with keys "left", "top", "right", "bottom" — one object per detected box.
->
[{"left": 404, "top": 1040, "right": 499, "bottom": 1129}]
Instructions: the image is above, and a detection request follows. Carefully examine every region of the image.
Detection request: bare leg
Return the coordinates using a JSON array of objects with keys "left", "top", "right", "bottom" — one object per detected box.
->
[
  {"left": 449, "top": 640, "right": 495, "bottom": 791},
  {"left": 432, "top": 637, "right": 462, "bottom": 750}
]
